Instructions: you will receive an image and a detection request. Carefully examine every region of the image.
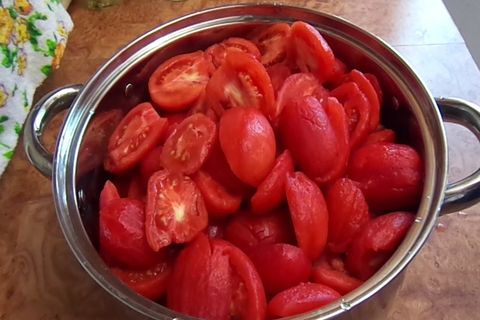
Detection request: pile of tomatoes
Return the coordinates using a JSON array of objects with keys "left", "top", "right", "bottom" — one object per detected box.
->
[{"left": 97, "top": 21, "right": 424, "bottom": 319}]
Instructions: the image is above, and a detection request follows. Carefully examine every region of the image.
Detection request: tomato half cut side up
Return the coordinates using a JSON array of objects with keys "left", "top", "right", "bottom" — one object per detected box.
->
[
  {"left": 251, "top": 23, "right": 291, "bottom": 67},
  {"left": 104, "top": 102, "right": 167, "bottom": 174},
  {"left": 148, "top": 51, "right": 214, "bottom": 112},
  {"left": 161, "top": 113, "right": 217, "bottom": 175},
  {"left": 206, "top": 51, "right": 276, "bottom": 121},
  {"left": 286, "top": 172, "right": 329, "bottom": 260},
  {"left": 206, "top": 37, "right": 261, "bottom": 68},
  {"left": 145, "top": 169, "right": 208, "bottom": 251},
  {"left": 112, "top": 260, "right": 172, "bottom": 300},
  {"left": 289, "top": 21, "right": 336, "bottom": 83}
]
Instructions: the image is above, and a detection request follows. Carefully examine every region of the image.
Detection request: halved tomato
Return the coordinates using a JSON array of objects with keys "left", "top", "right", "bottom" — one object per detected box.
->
[
  {"left": 161, "top": 113, "right": 216, "bottom": 175},
  {"left": 148, "top": 51, "right": 214, "bottom": 112},
  {"left": 251, "top": 23, "right": 291, "bottom": 67},
  {"left": 206, "top": 37, "right": 261, "bottom": 68},
  {"left": 312, "top": 254, "right": 363, "bottom": 295},
  {"left": 104, "top": 102, "right": 167, "bottom": 174},
  {"left": 348, "top": 69, "right": 380, "bottom": 131},
  {"left": 206, "top": 51, "right": 276, "bottom": 121},
  {"left": 145, "top": 169, "right": 208, "bottom": 251},
  {"left": 266, "top": 63, "right": 292, "bottom": 94},
  {"left": 362, "top": 128, "right": 396, "bottom": 146}
]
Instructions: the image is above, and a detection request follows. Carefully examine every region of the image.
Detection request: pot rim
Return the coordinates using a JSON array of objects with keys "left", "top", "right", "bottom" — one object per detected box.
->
[{"left": 52, "top": 4, "right": 447, "bottom": 319}]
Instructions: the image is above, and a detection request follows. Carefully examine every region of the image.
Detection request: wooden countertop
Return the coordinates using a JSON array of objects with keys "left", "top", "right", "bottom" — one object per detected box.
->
[{"left": 1, "top": 0, "right": 480, "bottom": 319}]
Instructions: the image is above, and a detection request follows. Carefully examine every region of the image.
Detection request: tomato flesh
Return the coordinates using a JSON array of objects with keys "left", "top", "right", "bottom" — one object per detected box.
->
[
  {"left": 99, "top": 180, "right": 120, "bottom": 211},
  {"left": 252, "top": 23, "right": 291, "bottom": 67},
  {"left": 207, "top": 37, "right": 261, "bottom": 68}
]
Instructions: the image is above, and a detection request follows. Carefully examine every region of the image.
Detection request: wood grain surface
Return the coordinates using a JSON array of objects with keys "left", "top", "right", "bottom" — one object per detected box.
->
[{"left": 1, "top": 0, "right": 480, "bottom": 319}]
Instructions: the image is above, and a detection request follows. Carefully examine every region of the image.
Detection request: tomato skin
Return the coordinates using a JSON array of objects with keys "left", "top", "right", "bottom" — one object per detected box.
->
[
  {"left": 364, "top": 73, "right": 384, "bottom": 106},
  {"left": 145, "top": 169, "right": 208, "bottom": 251},
  {"left": 99, "top": 198, "right": 162, "bottom": 270},
  {"left": 167, "top": 234, "right": 266, "bottom": 320},
  {"left": 112, "top": 260, "right": 172, "bottom": 300},
  {"left": 268, "top": 282, "right": 341, "bottom": 318},
  {"left": 161, "top": 113, "right": 217, "bottom": 175},
  {"left": 247, "top": 243, "right": 312, "bottom": 296},
  {"left": 266, "top": 63, "right": 292, "bottom": 94},
  {"left": 286, "top": 172, "right": 329, "bottom": 260},
  {"left": 251, "top": 23, "right": 291, "bottom": 67},
  {"left": 192, "top": 170, "right": 242, "bottom": 218},
  {"left": 348, "top": 69, "right": 380, "bottom": 131},
  {"left": 362, "top": 128, "right": 396, "bottom": 146},
  {"left": 251, "top": 150, "right": 294, "bottom": 214},
  {"left": 348, "top": 142, "right": 423, "bottom": 213},
  {"left": 139, "top": 146, "right": 163, "bottom": 184},
  {"left": 327, "top": 58, "right": 348, "bottom": 87},
  {"left": 279, "top": 96, "right": 341, "bottom": 184},
  {"left": 104, "top": 102, "right": 167, "bottom": 174},
  {"left": 219, "top": 107, "right": 276, "bottom": 186},
  {"left": 206, "top": 51, "right": 276, "bottom": 121},
  {"left": 346, "top": 212, "right": 415, "bottom": 280},
  {"left": 225, "top": 211, "right": 295, "bottom": 253},
  {"left": 206, "top": 37, "right": 261, "bottom": 68},
  {"left": 99, "top": 180, "right": 120, "bottom": 211},
  {"left": 326, "top": 178, "right": 371, "bottom": 253},
  {"left": 148, "top": 51, "right": 213, "bottom": 112},
  {"left": 289, "top": 21, "right": 336, "bottom": 83},
  {"left": 312, "top": 260, "right": 363, "bottom": 295}
]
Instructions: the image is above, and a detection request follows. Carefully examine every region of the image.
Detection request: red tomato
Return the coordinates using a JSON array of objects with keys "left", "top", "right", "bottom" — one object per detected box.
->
[
  {"left": 346, "top": 212, "right": 415, "bottom": 280},
  {"left": 326, "top": 178, "right": 371, "bottom": 253},
  {"left": 148, "top": 51, "right": 214, "bottom": 112},
  {"left": 275, "top": 73, "right": 322, "bottom": 122},
  {"left": 362, "top": 128, "right": 396, "bottom": 146},
  {"left": 251, "top": 150, "right": 294, "bottom": 214},
  {"left": 206, "top": 37, "right": 261, "bottom": 68},
  {"left": 251, "top": 23, "right": 291, "bottom": 66},
  {"left": 289, "top": 21, "right": 336, "bottom": 83},
  {"left": 145, "top": 169, "right": 208, "bottom": 251},
  {"left": 266, "top": 63, "right": 292, "bottom": 94},
  {"left": 286, "top": 172, "right": 329, "bottom": 260},
  {"left": 192, "top": 170, "right": 242, "bottom": 218},
  {"left": 139, "top": 146, "right": 163, "bottom": 184},
  {"left": 161, "top": 113, "right": 216, "bottom": 175},
  {"left": 279, "top": 96, "right": 342, "bottom": 184},
  {"left": 248, "top": 243, "right": 312, "bottom": 296},
  {"left": 104, "top": 102, "right": 167, "bottom": 174},
  {"left": 330, "top": 82, "right": 371, "bottom": 148},
  {"left": 268, "top": 282, "right": 341, "bottom": 318},
  {"left": 206, "top": 51, "right": 276, "bottom": 121},
  {"left": 348, "top": 143, "right": 423, "bottom": 213},
  {"left": 219, "top": 107, "right": 276, "bottom": 186},
  {"left": 160, "top": 113, "right": 187, "bottom": 144},
  {"left": 327, "top": 58, "right": 348, "bottom": 87},
  {"left": 364, "top": 73, "right": 384, "bottom": 106},
  {"left": 312, "top": 256, "right": 363, "bottom": 295},
  {"left": 127, "top": 174, "right": 145, "bottom": 201},
  {"left": 99, "top": 180, "right": 120, "bottom": 211},
  {"left": 167, "top": 234, "right": 267, "bottom": 320},
  {"left": 225, "top": 211, "right": 295, "bottom": 253},
  {"left": 99, "top": 198, "right": 162, "bottom": 270},
  {"left": 112, "top": 260, "right": 172, "bottom": 300},
  {"left": 348, "top": 69, "right": 380, "bottom": 131}
]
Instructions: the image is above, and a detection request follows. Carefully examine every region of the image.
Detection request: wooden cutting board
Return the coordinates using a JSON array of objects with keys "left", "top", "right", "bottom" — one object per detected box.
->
[{"left": 1, "top": 0, "right": 480, "bottom": 319}]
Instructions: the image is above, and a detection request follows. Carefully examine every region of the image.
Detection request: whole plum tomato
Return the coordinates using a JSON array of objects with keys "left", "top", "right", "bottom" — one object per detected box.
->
[
  {"left": 346, "top": 211, "right": 415, "bottom": 280},
  {"left": 348, "top": 142, "right": 423, "bottom": 213}
]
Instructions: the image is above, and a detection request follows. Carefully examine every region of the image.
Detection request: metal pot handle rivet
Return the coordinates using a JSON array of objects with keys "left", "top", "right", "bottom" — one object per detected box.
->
[
  {"left": 23, "top": 84, "right": 83, "bottom": 178},
  {"left": 436, "top": 97, "right": 480, "bottom": 215}
]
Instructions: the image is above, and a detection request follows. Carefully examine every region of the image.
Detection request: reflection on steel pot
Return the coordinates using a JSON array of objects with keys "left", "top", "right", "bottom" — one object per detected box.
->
[{"left": 23, "top": 4, "right": 480, "bottom": 320}]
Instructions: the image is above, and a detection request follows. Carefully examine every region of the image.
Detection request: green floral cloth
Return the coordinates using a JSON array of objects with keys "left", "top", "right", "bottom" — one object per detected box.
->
[{"left": 0, "top": 0, "right": 73, "bottom": 176}]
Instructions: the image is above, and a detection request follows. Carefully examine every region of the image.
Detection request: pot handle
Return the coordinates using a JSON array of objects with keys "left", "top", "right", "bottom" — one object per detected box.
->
[
  {"left": 436, "top": 97, "right": 480, "bottom": 215},
  {"left": 23, "top": 84, "right": 83, "bottom": 178}
]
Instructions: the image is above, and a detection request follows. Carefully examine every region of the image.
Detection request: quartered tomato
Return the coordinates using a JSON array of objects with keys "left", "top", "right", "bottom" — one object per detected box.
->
[
  {"left": 206, "top": 37, "right": 261, "bottom": 68},
  {"left": 145, "top": 169, "right": 208, "bottom": 251},
  {"left": 161, "top": 113, "right": 216, "bottom": 174},
  {"left": 112, "top": 260, "right": 172, "bottom": 300},
  {"left": 251, "top": 23, "right": 291, "bottom": 67},
  {"left": 346, "top": 212, "right": 415, "bottom": 280},
  {"left": 251, "top": 150, "right": 294, "bottom": 214},
  {"left": 268, "top": 282, "right": 340, "bottom": 318},
  {"left": 219, "top": 107, "right": 276, "bottom": 187},
  {"left": 99, "top": 198, "right": 163, "bottom": 270},
  {"left": 286, "top": 172, "right": 329, "bottom": 260},
  {"left": 225, "top": 211, "right": 295, "bottom": 253},
  {"left": 206, "top": 51, "right": 276, "bottom": 121},
  {"left": 99, "top": 180, "right": 120, "bottom": 211},
  {"left": 148, "top": 51, "right": 214, "bottom": 112},
  {"left": 348, "top": 142, "right": 423, "bottom": 213},
  {"left": 167, "top": 234, "right": 267, "bottom": 320},
  {"left": 104, "top": 102, "right": 167, "bottom": 174},
  {"left": 289, "top": 21, "right": 336, "bottom": 83}
]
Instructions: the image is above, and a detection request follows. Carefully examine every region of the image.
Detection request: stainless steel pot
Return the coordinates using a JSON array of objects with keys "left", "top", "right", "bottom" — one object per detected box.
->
[{"left": 23, "top": 4, "right": 480, "bottom": 320}]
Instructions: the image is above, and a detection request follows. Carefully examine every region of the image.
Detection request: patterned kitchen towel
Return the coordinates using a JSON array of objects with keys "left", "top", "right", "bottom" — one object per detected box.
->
[{"left": 0, "top": 0, "right": 73, "bottom": 176}]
